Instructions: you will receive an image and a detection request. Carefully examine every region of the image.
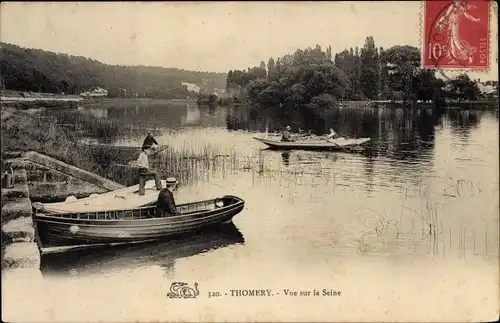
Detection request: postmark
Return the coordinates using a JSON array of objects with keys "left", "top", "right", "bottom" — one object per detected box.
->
[{"left": 422, "top": 0, "right": 490, "bottom": 71}]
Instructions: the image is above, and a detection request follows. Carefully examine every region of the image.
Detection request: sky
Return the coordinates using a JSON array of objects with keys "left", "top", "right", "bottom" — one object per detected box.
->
[{"left": 1, "top": 1, "right": 498, "bottom": 80}]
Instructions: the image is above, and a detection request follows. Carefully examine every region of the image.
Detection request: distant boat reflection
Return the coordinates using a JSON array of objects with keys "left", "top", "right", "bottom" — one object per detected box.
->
[
  {"left": 40, "top": 222, "right": 245, "bottom": 277},
  {"left": 281, "top": 152, "right": 290, "bottom": 167}
]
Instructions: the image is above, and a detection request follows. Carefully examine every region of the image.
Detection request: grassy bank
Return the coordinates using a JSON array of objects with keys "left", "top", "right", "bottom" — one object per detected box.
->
[{"left": 1, "top": 108, "right": 121, "bottom": 176}]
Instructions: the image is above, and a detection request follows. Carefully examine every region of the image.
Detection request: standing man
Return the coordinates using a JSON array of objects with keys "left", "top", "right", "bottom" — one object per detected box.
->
[
  {"left": 143, "top": 132, "right": 159, "bottom": 150},
  {"left": 136, "top": 145, "right": 163, "bottom": 195}
]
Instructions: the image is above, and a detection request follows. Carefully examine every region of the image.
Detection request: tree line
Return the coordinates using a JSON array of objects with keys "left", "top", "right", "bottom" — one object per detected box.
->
[
  {"left": 0, "top": 42, "right": 227, "bottom": 99},
  {"left": 224, "top": 37, "right": 488, "bottom": 108}
]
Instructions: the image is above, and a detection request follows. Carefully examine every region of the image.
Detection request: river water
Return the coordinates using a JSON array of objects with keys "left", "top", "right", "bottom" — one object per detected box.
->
[{"left": 4, "top": 101, "right": 498, "bottom": 322}]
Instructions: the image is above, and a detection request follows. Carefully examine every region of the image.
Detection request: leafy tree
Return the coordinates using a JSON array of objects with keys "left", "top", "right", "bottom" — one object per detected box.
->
[
  {"left": 231, "top": 45, "right": 349, "bottom": 107},
  {"left": 257, "top": 81, "right": 283, "bottom": 106},
  {"left": 246, "top": 79, "right": 269, "bottom": 103},
  {"left": 380, "top": 45, "right": 421, "bottom": 103},
  {"left": 326, "top": 45, "right": 332, "bottom": 61},
  {"left": 412, "top": 69, "right": 444, "bottom": 102},
  {"left": 378, "top": 46, "right": 389, "bottom": 99},
  {"left": 359, "top": 36, "right": 380, "bottom": 99},
  {"left": 446, "top": 74, "right": 480, "bottom": 103},
  {"left": 267, "top": 58, "right": 276, "bottom": 82},
  {"left": 224, "top": 37, "right": 483, "bottom": 108},
  {"left": 310, "top": 93, "right": 335, "bottom": 108},
  {"left": 226, "top": 70, "right": 234, "bottom": 91}
]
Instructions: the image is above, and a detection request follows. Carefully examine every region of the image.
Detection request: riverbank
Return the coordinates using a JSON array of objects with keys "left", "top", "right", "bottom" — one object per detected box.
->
[
  {"left": 1, "top": 95, "right": 198, "bottom": 109},
  {"left": 219, "top": 99, "right": 498, "bottom": 111},
  {"left": 1, "top": 90, "right": 82, "bottom": 109},
  {"left": 82, "top": 98, "right": 197, "bottom": 106}
]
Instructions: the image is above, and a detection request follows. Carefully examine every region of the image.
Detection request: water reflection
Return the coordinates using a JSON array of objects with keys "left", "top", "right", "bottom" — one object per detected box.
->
[
  {"left": 281, "top": 152, "right": 290, "bottom": 167},
  {"left": 445, "top": 109, "right": 483, "bottom": 141},
  {"left": 40, "top": 222, "right": 244, "bottom": 278},
  {"left": 74, "top": 102, "right": 493, "bottom": 166},
  {"left": 226, "top": 105, "right": 439, "bottom": 161},
  {"left": 78, "top": 101, "right": 228, "bottom": 131}
]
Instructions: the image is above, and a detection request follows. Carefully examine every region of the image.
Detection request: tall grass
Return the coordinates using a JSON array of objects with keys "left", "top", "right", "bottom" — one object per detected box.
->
[
  {"left": 2, "top": 109, "right": 127, "bottom": 177},
  {"left": 105, "top": 143, "right": 240, "bottom": 187}
]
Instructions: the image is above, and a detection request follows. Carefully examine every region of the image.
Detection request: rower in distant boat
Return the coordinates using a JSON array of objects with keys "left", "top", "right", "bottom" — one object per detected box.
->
[
  {"left": 281, "top": 126, "right": 295, "bottom": 142},
  {"left": 136, "top": 145, "right": 163, "bottom": 195},
  {"left": 143, "top": 132, "right": 159, "bottom": 150},
  {"left": 155, "top": 177, "right": 179, "bottom": 217}
]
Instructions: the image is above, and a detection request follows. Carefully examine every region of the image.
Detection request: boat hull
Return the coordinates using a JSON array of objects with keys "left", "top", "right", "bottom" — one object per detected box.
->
[
  {"left": 253, "top": 137, "right": 371, "bottom": 151},
  {"left": 33, "top": 195, "right": 245, "bottom": 251}
]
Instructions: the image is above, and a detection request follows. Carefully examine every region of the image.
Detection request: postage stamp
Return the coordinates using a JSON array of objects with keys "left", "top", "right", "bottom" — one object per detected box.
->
[{"left": 422, "top": 0, "right": 490, "bottom": 70}]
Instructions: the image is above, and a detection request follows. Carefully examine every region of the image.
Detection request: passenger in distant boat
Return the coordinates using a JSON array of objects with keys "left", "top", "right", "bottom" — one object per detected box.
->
[
  {"left": 281, "top": 126, "right": 294, "bottom": 142},
  {"left": 143, "top": 132, "right": 159, "bottom": 150},
  {"left": 155, "top": 177, "right": 179, "bottom": 217},
  {"left": 136, "top": 145, "right": 163, "bottom": 195},
  {"left": 325, "top": 128, "right": 339, "bottom": 141}
]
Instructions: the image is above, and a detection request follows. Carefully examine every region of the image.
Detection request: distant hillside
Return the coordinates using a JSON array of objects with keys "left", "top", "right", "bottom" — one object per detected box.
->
[{"left": 0, "top": 42, "right": 227, "bottom": 99}]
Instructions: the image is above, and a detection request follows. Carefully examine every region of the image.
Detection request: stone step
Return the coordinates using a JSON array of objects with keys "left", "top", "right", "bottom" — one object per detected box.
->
[
  {"left": 2, "top": 217, "right": 35, "bottom": 245},
  {"left": 14, "top": 169, "right": 28, "bottom": 184},
  {"left": 2, "top": 242, "right": 40, "bottom": 269},
  {"left": 0, "top": 184, "right": 30, "bottom": 199},
  {"left": 4, "top": 159, "right": 30, "bottom": 170},
  {"left": 2, "top": 151, "right": 23, "bottom": 159},
  {"left": 27, "top": 170, "right": 71, "bottom": 183},
  {"left": 24, "top": 151, "right": 124, "bottom": 190},
  {"left": 1, "top": 199, "right": 32, "bottom": 226},
  {"left": 1, "top": 170, "right": 29, "bottom": 204},
  {"left": 28, "top": 181, "right": 108, "bottom": 201}
]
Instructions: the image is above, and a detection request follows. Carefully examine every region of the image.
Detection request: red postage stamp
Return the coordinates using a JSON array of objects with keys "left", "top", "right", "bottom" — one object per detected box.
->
[{"left": 423, "top": 0, "right": 490, "bottom": 70}]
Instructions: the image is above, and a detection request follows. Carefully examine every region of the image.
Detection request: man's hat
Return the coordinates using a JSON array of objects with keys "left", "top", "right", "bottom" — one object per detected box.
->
[
  {"left": 166, "top": 177, "right": 178, "bottom": 186},
  {"left": 285, "top": 125, "right": 291, "bottom": 130}
]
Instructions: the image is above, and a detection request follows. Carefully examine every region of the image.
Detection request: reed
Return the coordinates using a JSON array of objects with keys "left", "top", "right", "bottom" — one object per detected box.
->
[{"left": 103, "top": 143, "right": 240, "bottom": 187}]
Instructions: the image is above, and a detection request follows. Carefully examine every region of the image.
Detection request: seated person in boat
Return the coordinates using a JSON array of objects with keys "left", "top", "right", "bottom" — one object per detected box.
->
[
  {"left": 143, "top": 132, "right": 159, "bottom": 150},
  {"left": 281, "top": 126, "right": 295, "bottom": 142},
  {"left": 136, "top": 145, "right": 163, "bottom": 195},
  {"left": 155, "top": 177, "right": 179, "bottom": 217}
]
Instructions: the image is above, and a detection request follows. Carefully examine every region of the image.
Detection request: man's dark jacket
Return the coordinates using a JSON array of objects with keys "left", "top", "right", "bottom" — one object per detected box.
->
[{"left": 156, "top": 188, "right": 179, "bottom": 217}]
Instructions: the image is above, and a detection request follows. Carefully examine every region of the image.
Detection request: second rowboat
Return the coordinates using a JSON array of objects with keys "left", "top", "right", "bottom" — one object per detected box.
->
[{"left": 253, "top": 136, "right": 371, "bottom": 151}]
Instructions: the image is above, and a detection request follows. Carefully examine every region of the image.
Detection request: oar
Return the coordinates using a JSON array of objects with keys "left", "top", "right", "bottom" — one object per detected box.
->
[
  {"left": 150, "top": 146, "right": 168, "bottom": 156},
  {"left": 322, "top": 136, "right": 350, "bottom": 152},
  {"left": 117, "top": 146, "right": 168, "bottom": 168}
]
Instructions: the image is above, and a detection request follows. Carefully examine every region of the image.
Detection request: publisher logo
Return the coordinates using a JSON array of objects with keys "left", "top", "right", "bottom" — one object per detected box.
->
[{"left": 167, "top": 282, "right": 200, "bottom": 299}]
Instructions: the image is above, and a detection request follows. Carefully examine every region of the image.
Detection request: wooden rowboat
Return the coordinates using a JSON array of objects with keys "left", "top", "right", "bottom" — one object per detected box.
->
[
  {"left": 253, "top": 136, "right": 371, "bottom": 151},
  {"left": 33, "top": 180, "right": 171, "bottom": 214},
  {"left": 33, "top": 195, "right": 245, "bottom": 253}
]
